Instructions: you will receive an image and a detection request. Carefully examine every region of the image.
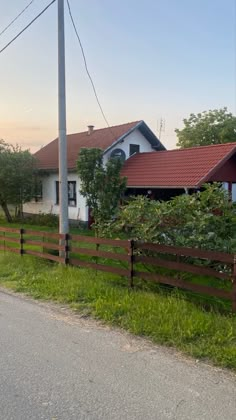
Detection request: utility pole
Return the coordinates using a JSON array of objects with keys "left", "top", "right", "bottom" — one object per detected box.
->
[{"left": 58, "top": 0, "right": 69, "bottom": 234}]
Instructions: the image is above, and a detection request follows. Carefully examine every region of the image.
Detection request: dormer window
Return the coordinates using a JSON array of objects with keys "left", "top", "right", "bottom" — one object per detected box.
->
[{"left": 129, "top": 144, "right": 140, "bottom": 156}]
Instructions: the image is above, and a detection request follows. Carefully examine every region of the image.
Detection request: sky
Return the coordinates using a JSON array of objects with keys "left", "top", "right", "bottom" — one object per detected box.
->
[{"left": 0, "top": 0, "right": 235, "bottom": 152}]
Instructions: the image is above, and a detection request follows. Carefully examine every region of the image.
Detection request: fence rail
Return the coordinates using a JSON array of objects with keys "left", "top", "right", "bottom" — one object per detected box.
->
[{"left": 0, "top": 227, "right": 235, "bottom": 311}]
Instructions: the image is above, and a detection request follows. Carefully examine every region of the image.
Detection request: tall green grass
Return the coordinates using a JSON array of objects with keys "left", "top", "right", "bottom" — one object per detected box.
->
[
  {"left": 0, "top": 219, "right": 93, "bottom": 235},
  {"left": 0, "top": 253, "right": 236, "bottom": 370}
]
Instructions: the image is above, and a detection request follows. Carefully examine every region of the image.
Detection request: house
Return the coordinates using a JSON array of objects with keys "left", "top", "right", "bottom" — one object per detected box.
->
[
  {"left": 24, "top": 121, "right": 236, "bottom": 224},
  {"left": 24, "top": 121, "right": 164, "bottom": 223},
  {"left": 121, "top": 142, "right": 236, "bottom": 201}
]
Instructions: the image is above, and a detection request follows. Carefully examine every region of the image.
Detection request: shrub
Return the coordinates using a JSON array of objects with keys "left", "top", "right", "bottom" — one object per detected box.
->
[
  {"left": 20, "top": 212, "right": 59, "bottom": 227},
  {"left": 106, "top": 183, "right": 236, "bottom": 253}
]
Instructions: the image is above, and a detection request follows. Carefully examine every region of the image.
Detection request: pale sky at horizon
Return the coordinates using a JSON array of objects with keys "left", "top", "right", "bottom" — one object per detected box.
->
[{"left": 0, "top": 0, "right": 235, "bottom": 153}]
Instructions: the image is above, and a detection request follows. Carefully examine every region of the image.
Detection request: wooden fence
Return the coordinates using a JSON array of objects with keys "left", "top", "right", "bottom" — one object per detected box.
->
[{"left": 0, "top": 226, "right": 235, "bottom": 311}]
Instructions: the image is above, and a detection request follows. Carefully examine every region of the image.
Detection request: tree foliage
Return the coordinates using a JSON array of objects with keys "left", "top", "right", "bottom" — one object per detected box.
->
[
  {"left": 0, "top": 140, "right": 36, "bottom": 222},
  {"left": 106, "top": 184, "right": 236, "bottom": 253},
  {"left": 77, "top": 148, "right": 127, "bottom": 231},
  {"left": 175, "top": 108, "right": 236, "bottom": 148}
]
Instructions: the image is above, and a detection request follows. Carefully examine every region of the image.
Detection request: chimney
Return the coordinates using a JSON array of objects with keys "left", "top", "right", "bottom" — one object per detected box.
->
[{"left": 87, "top": 125, "right": 94, "bottom": 135}]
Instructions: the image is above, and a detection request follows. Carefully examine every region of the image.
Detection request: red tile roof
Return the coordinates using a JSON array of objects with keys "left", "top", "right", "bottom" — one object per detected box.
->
[
  {"left": 121, "top": 143, "right": 236, "bottom": 188},
  {"left": 35, "top": 121, "right": 140, "bottom": 170}
]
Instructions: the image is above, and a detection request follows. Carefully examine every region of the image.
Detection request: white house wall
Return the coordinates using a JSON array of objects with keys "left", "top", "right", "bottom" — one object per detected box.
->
[
  {"left": 23, "top": 173, "right": 88, "bottom": 222},
  {"left": 24, "top": 127, "right": 155, "bottom": 221},
  {"left": 103, "top": 128, "right": 154, "bottom": 164}
]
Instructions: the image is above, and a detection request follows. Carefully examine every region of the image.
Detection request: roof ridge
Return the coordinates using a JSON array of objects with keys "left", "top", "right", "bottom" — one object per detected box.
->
[
  {"left": 66, "top": 120, "right": 141, "bottom": 137},
  {"left": 167, "top": 142, "right": 236, "bottom": 152},
  {"left": 131, "top": 142, "right": 236, "bottom": 156}
]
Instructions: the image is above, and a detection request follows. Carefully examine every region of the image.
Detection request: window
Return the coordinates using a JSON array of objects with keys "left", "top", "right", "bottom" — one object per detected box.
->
[
  {"left": 56, "top": 181, "right": 77, "bottom": 207},
  {"left": 129, "top": 144, "right": 140, "bottom": 156},
  {"left": 68, "top": 181, "right": 77, "bottom": 206}
]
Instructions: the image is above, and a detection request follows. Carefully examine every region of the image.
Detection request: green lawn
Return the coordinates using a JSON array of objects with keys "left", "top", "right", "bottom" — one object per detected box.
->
[
  {"left": 0, "top": 220, "right": 233, "bottom": 311},
  {"left": 0, "top": 219, "right": 93, "bottom": 235},
  {"left": 0, "top": 252, "right": 236, "bottom": 370}
]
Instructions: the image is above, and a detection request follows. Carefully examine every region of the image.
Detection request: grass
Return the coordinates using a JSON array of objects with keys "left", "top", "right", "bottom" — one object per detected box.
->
[
  {"left": 0, "top": 219, "right": 93, "bottom": 235},
  {"left": 0, "top": 220, "right": 233, "bottom": 311},
  {"left": 0, "top": 252, "right": 236, "bottom": 370}
]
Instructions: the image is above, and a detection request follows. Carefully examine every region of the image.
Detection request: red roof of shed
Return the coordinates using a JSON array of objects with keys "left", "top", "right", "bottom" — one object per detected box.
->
[
  {"left": 121, "top": 143, "right": 236, "bottom": 188},
  {"left": 35, "top": 121, "right": 140, "bottom": 170}
]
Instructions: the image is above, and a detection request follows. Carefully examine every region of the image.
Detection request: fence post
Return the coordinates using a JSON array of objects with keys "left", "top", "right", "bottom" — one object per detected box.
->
[
  {"left": 129, "top": 240, "right": 134, "bottom": 288},
  {"left": 65, "top": 233, "right": 70, "bottom": 265},
  {"left": 3, "top": 230, "right": 5, "bottom": 253},
  {"left": 20, "top": 228, "right": 24, "bottom": 256},
  {"left": 95, "top": 241, "right": 99, "bottom": 275},
  {"left": 232, "top": 255, "right": 236, "bottom": 313}
]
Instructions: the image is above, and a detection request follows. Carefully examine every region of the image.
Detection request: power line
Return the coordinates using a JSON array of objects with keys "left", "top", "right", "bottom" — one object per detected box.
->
[
  {"left": 0, "top": 0, "right": 36, "bottom": 37},
  {"left": 66, "top": 0, "right": 115, "bottom": 136},
  {"left": 0, "top": 0, "right": 56, "bottom": 55}
]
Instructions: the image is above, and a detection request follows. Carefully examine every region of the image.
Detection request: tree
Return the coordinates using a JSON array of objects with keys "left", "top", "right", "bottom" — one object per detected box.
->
[
  {"left": 175, "top": 108, "right": 236, "bottom": 148},
  {"left": 0, "top": 140, "right": 36, "bottom": 222},
  {"left": 77, "top": 148, "right": 127, "bottom": 232}
]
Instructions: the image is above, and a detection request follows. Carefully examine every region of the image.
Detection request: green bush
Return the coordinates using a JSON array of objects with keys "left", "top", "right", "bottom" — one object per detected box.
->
[
  {"left": 106, "top": 183, "right": 236, "bottom": 253},
  {"left": 21, "top": 213, "right": 59, "bottom": 227}
]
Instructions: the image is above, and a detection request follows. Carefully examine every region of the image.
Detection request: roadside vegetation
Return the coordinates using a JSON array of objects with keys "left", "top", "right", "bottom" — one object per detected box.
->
[
  {"left": 0, "top": 252, "right": 236, "bottom": 370},
  {"left": 0, "top": 140, "right": 36, "bottom": 222},
  {"left": 77, "top": 147, "right": 127, "bottom": 234},
  {"left": 1, "top": 165, "right": 236, "bottom": 371},
  {"left": 102, "top": 183, "right": 236, "bottom": 253},
  {"left": 0, "top": 215, "right": 92, "bottom": 235}
]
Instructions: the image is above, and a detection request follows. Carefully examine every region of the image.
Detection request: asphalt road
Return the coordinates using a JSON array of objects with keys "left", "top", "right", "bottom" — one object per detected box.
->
[{"left": 0, "top": 290, "right": 236, "bottom": 420}]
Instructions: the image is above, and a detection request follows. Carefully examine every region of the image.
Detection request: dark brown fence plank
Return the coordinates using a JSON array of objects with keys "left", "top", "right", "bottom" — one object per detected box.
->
[
  {"left": 24, "top": 249, "right": 65, "bottom": 263},
  {"left": 70, "top": 246, "right": 130, "bottom": 262},
  {"left": 135, "top": 271, "right": 232, "bottom": 300},
  {"left": 24, "top": 240, "right": 64, "bottom": 251},
  {"left": 0, "top": 235, "right": 21, "bottom": 244},
  {"left": 70, "top": 234, "right": 129, "bottom": 248},
  {"left": 0, "top": 245, "right": 20, "bottom": 253},
  {"left": 0, "top": 227, "right": 20, "bottom": 233},
  {"left": 134, "top": 255, "right": 230, "bottom": 280},
  {"left": 129, "top": 239, "right": 135, "bottom": 288},
  {"left": 0, "top": 227, "right": 234, "bottom": 307},
  {"left": 70, "top": 258, "right": 130, "bottom": 276},
  {"left": 24, "top": 230, "right": 65, "bottom": 240},
  {"left": 136, "top": 242, "right": 234, "bottom": 264}
]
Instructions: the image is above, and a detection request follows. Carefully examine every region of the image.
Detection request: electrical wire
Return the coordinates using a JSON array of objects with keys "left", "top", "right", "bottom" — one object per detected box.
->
[
  {"left": 0, "top": 0, "right": 56, "bottom": 55},
  {"left": 0, "top": 0, "right": 36, "bottom": 37},
  {"left": 66, "top": 0, "right": 116, "bottom": 137},
  {"left": 0, "top": 0, "right": 116, "bottom": 139}
]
